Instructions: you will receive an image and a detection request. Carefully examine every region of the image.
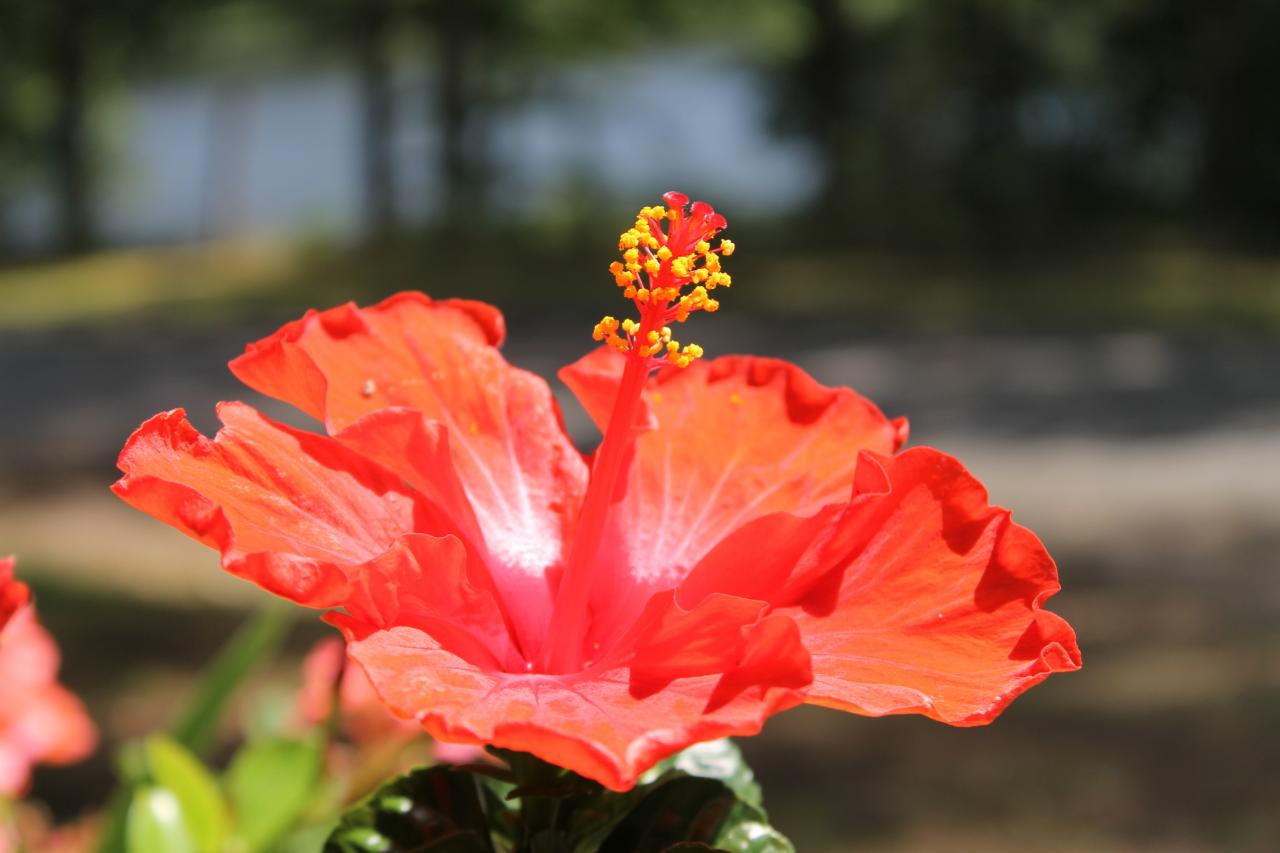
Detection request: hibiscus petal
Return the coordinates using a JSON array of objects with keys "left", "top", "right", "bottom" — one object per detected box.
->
[
  {"left": 0, "top": 608, "right": 96, "bottom": 796},
  {"left": 624, "top": 592, "right": 770, "bottom": 694},
  {"left": 791, "top": 447, "right": 1081, "bottom": 724},
  {"left": 333, "top": 408, "right": 554, "bottom": 657},
  {"left": 675, "top": 451, "right": 896, "bottom": 610},
  {"left": 112, "top": 403, "right": 418, "bottom": 606},
  {"left": 561, "top": 350, "right": 905, "bottom": 632},
  {"left": 230, "top": 292, "right": 588, "bottom": 647},
  {"left": 342, "top": 533, "right": 515, "bottom": 671},
  {"left": 346, "top": 626, "right": 806, "bottom": 792},
  {"left": 623, "top": 592, "right": 814, "bottom": 713},
  {"left": 0, "top": 557, "right": 28, "bottom": 631},
  {"left": 0, "top": 608, "right": 59, "bottom": 694},
  {"left": 5, "top": 683, "right": 97, "bottom": 765}
]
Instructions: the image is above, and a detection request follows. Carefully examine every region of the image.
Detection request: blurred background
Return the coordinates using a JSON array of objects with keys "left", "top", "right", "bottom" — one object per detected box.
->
[{"left": 0, "top": 0, "right": 1277, "bottom": 850}]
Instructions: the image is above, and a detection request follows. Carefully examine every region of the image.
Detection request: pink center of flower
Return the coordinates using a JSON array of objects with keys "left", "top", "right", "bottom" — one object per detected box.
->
[{"left": 539, "top": 192, "right": 733, "bottom": 673}]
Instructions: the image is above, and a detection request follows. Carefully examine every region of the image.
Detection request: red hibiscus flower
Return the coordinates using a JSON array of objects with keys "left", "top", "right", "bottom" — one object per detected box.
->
[
  {"left": 114, "top": 193, "right": 1079, "bottom": 791},
  {"left": 0, "top": 558, "right": 97, "bottom": 796}
]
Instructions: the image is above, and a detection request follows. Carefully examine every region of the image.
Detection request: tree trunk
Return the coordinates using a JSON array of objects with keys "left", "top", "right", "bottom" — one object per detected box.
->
[
  {"left": 803, "top": 0, "right": 859, "bottom": 220},
  {"left": 356, "top": 0, "right": 397, "bottom": 239},
  {"left": 433, "top": 0, "right": 473, "bottom": 219},
  {"left": 51, "top": 0, "right": 91, "bottom": 253}
]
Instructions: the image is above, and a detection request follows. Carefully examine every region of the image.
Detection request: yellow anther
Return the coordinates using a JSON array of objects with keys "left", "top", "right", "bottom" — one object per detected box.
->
[
  {"left": 591, "top": 316, "right": 619, "bottom": 341},
  {"left": 596, "top": 197, "right": 733, "bottom": 359},
  {"left": 674, "top": 344, "right": 704, "bottom": 366},
  {"left": 706, "top": 272, "right": 731, "bottom": 290}
]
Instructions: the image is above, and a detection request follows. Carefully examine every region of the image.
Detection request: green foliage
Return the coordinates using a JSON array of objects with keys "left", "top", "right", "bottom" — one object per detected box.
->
[
  {"left": 325, "top": 765, "right": 499, "bottom": 853},
  {"left": 125, "top": 787, "right": 199, "bottom": 853},
  {"left": 171, "top": 605, "right": 293, "bottom": 757},
  {"left": 96, "top": 607, "right": 316, "bottom": 853},
  {"left": 642, "top": 739, "right": 762, "bottom": 808},
  {"left": 141, "top": 737, "right": 230, "bottom": 853},
  {"left": 225, "top": 736, "right": 325, "bottom": 852},
  {"left": 113, "top": 732, "right": 327, "bottom": 853},
  {"left": 327, "top": 740, "right": 792, "bottom": 853}
]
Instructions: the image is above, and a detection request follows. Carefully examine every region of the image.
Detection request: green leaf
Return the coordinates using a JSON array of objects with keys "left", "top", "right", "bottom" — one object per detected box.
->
[
  {"left": 598, "top": 776, "right": 738, "bottom": 853},
  {"left": 225, "top": 736, "right": 322, "bottom": 852},
  {"left": 142, "top": 736, "right": 229, "bottom": 853},
  {"left": 126, "top": 786, "right": 199, "bottom": 853},
  {"left": 711, "top": 802, "right": 794, "bottom": 853},
  {"left": 274, "top": 821, "right": 341, "bottom": 853},
  {"left": 633, "top": 740, "right": 793, "bottom": 852},
  {"left": 661, "top": 740, "right": 762, "bottom": 809},
  {"left": 324, "top": 765, "right": 503, "bottom": 853},
  {"left": 568, "top": 741, "right": 770, "bottom": 853},
  {"left": 565, "top": 783, "right": 645, "bottom": 853}
]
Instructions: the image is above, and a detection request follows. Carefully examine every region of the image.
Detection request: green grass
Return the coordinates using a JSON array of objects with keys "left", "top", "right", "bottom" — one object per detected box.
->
[
  {"left": 0, "top": 240, "right": 301, "bottom": 330},
  {"left": 2, "top": 232, "right": 1277, "bottom": 336}
]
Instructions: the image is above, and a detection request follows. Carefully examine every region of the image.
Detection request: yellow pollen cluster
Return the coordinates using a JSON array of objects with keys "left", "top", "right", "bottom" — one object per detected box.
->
[
  {"left": 598, "top": 200, "right": 733, "bottom": 368},
  {"left": 591, "top": 315, "right": 629, "bottom": 353}
]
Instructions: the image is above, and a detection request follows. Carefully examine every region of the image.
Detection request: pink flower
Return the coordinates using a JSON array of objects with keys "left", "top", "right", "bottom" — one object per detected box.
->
[{"left": 0, "top": 559, "right": 96, "bottom": 796}]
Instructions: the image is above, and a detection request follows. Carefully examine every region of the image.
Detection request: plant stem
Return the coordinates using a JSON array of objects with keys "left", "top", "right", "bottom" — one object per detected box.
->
[
  {"left": 506, "top": 751, "right": 568, "bottom": 851},
  {"left": 170, "top": 604, "right": 292, "bottom": 756}
]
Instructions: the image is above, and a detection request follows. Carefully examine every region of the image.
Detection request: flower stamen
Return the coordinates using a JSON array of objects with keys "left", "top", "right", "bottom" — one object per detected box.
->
[
  {"left": 546, "top": 193, "right": 731, "bottom": 673},
  {"left": 591, "top": 191, "right": 732, "bottom": 373}
]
